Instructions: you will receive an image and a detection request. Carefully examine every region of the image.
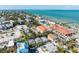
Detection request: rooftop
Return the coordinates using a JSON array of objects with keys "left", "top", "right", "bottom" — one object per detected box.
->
[
  {"left": 51, "top": 24, "right": 72, "bottom": 36},
  {"left": 48, "top": 34, "right": 57, "bottom": 41},
  {"left": 37, "top": 25, "right": 47, "bottom": 32}
]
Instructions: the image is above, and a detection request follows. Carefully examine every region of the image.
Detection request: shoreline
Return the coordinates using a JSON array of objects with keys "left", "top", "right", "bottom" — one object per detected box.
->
[
  {"left": 26, "top": 10, "right": 79, "bottom": 25},
  {"left": 39, "top": 15, "right": 79, "bottom": 26}
]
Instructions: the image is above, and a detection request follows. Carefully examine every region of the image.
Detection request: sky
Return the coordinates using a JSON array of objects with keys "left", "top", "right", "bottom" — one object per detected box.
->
[{"left": 0, "top": 5, "right": 79, "bottom": 10}]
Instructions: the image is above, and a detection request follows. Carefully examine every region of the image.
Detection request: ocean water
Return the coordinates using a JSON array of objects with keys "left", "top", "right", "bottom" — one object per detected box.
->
[{"left": 26, "top": 10, "right": 79, "bottom": 24}]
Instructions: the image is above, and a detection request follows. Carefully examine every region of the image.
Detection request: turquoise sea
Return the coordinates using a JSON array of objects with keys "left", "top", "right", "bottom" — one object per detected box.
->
[{"left": 26, "top": 10, "right": 79, "bottom": 24}]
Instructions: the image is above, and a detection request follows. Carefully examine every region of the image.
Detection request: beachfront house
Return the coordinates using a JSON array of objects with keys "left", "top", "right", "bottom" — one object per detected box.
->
[
  {"left": 45, "top": 19, "right": 55, "bottom": 25},
  {"left": 38, "top": 20, "right": 49, "bottom": 26},
  {"left": 51, "top": 24, "right": 73, "bottom": 36},
  {"left": 25, "top": 15, "right": 31, "bottom": 19},
  {"left": 35, "top": 15, "right": 41, "bottom": 20}
]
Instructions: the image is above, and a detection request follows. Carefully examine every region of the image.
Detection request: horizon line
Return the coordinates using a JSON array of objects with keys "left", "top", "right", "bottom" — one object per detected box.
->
[{"left": 0, "top": 5, "right": 79, "bottom": 10}]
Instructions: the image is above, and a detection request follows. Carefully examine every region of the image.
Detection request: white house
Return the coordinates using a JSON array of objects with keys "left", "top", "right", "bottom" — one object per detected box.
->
[
  {"left": 14, "top": 30, "right": 22, "bottom": 39},
  {"left": 37, "top": 42, "right": 57, "bottom": 53},
  {"left": 6, "top": 40, "right": 14, "bottom": 47},
  {"left": 44, "top": 42, "right": 57, "bottom": 53},
  {"left": 41, "top": 37, "right": 48, "bottom": 43},
  {"left": 16, "top": 25, "right": 23, "bottom": 30}
]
